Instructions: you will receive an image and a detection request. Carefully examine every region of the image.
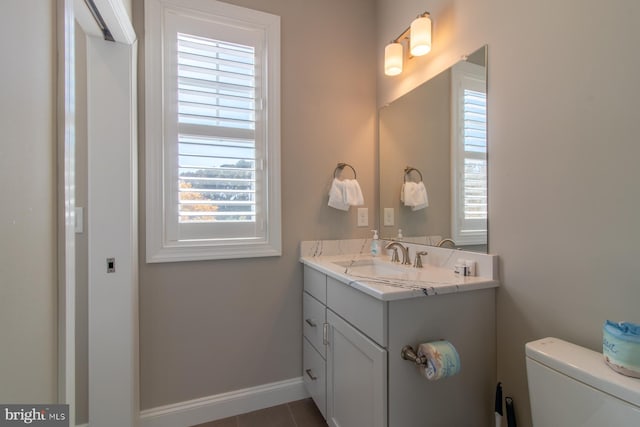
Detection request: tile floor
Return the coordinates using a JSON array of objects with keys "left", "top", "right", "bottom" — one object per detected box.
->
[{"left": 191, "top": 398, "right": 328, "bottom": 427}]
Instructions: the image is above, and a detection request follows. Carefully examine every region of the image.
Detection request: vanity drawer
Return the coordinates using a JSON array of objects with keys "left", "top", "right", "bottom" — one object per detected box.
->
[
  {"left": 304, "top": 265, "right": 327, "bottom": 304},
  {"left": 303, "top": 292, "right": 326, "bottom": 357},
  {"left": 303, "top": 337, "right": 327, "bottom": 419},
  {"left": 327, "top": 276, "right": 387, "bottom": 347}
]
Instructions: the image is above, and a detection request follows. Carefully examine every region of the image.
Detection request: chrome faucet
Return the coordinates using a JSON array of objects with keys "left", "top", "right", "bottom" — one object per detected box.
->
[
  {"left": 384, "top": 241, "right": 411, "bottom": 265},
  {"left": 436, "top": 238, "right": 456, "bottom": 248}
]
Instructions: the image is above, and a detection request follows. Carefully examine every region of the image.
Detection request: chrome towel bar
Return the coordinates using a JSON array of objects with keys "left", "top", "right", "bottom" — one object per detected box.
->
[
  {"left": 334, "top": 162, "right": 357, "bottom": 179},
  {"left": 404, "top": 166, "right": 423, "bottom": 182}
]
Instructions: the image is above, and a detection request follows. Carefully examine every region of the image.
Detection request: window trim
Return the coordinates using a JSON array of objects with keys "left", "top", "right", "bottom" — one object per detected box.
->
[
  {"left": 450, "top": 60, "right": 487, "bottom": 246},
  {"left": 145, "top": 0, "right": 281, "bottom": 263}
]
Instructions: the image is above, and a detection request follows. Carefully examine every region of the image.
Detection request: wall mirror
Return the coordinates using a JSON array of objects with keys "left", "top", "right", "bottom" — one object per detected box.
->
[{"left": 378, "top": 45, "right": 488, "bottom": 252}]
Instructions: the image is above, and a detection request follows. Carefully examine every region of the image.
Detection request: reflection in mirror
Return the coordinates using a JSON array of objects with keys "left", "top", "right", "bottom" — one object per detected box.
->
[{"left": 379, "top": 45, "right": 488, "bottom": 252}]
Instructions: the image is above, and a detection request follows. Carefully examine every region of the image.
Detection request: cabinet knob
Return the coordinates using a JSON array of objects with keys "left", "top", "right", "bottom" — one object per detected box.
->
[{"left": 305, "top": 369, "right": 317, "bottom": 381}]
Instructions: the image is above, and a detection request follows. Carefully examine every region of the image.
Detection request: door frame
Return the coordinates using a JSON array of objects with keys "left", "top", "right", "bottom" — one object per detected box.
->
[
  {"left": 57, "top": 2, "right": 76, "bottom": 426},
  {"left": 59, "top": 1, "right": 138, "bottom": 425}
]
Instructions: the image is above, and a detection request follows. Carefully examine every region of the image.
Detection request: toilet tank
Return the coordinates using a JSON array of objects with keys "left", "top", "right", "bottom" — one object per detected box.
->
[{"left": 526, "top": 337, "right": 640, "bottom": 426}]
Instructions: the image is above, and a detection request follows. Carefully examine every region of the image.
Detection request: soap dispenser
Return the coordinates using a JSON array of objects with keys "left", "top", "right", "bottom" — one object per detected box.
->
[
  {"left": 371, "top": 230, "right": 380, "bottom": 256},
  {"left": 397, "top": 229, "right": 403, "bottom": 239}
]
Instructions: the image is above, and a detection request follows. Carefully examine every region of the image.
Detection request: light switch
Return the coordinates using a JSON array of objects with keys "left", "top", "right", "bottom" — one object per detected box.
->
[
  {"left": 75, "top": 207, "right": 84, "bottom": 233},
  {"left": 357, "top": 208, "right": 368, "bottom": 227},
  {"left": 384, "top": 208, "right": 394, "bottom": 226}
]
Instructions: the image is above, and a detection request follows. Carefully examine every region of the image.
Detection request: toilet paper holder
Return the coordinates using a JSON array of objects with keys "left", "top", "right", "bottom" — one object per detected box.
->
[{"left": 401, "top": 345, "right": 427, "bottom": 367}]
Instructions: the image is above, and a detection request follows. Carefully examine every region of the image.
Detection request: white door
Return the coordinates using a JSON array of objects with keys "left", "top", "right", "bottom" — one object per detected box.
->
[
  {"left": 326, "top": 310, "right": 387, "bottom": 427},
  {"left": 72, "top": 2, "right": 138, "bottom": 426}
]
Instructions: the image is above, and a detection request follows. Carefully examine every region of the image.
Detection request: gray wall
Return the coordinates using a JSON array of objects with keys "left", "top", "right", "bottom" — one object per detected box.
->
[
  {"left": 0, "top": 0, "right": 57, "bottom": 403},
  {"left": 135, "top": 0, "right": 378, "bottom": 409},
  {"left": 377, "top": 0, "right": 640, "bottom": 425}
]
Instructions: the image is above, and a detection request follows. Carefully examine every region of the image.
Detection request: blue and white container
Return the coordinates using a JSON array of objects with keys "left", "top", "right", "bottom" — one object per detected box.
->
[{"left": 603, "top": 320, "right": 640, "bottom": 378}]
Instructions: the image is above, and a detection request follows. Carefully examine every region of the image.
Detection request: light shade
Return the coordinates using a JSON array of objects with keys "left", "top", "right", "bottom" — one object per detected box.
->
[
  {"left": 384, "top": 42, "right": 403, "bottom": 76},
  {"left": 410, "top": 15, "right": 432, "bottom": 56}
]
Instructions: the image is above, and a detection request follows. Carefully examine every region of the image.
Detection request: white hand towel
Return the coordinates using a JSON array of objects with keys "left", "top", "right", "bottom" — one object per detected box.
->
[
  {"left": 343, "top": 179, "right": 364, "bottom": 207},
  {"left": 401, "top": 182, "right": 418, "bottom": 206},
  {"left": 328, "top": 178, "right": 349, "bottom": 211},
  {"left": 328, "top": 179, "right": 364, "bottom": 211},
  {"left": 401, "top": 181, "right": 429, "bottom": 210},
  {"left": 411, "top": 182, "right": 429, "bottom": 211}
]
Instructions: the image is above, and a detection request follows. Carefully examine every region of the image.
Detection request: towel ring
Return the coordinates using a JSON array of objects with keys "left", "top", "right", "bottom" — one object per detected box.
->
[
  {"left": 404, "top": 166, "right": 423, "bottom": 183},
  {"left": 334, "top": 162, "right": 357, "bottom": 179}
]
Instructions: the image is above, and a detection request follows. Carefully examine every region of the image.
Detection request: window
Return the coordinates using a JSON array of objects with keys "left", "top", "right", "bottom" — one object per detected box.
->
[
  {"left": 451, "top": 61, "right": 487, "bottom": 245},
  {"left": 145, "top": 0, "right": 281, "bottom": 262}
]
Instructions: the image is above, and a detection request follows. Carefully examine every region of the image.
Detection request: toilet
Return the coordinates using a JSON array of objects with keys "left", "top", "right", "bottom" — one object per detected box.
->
[{"left": 526, "top": 337, "right": 640, "bottom": 426}]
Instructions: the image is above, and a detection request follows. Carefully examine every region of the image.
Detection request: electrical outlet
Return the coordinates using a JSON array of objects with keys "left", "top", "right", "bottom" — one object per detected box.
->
[
  {"left": 357, "top": 208, "right": 368, "bottom": 227},
  {"left": 383, "top": 208, "right": 394, "bottom": 226}
]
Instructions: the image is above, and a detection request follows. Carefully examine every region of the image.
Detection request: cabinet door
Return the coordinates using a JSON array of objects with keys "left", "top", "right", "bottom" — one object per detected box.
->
[
  {"left": 326, "top": 310, "right": 387, "bottom": 427},
  {"left": 303, "top": 337, "right": 327, "bottom": 419},
  {"left": 303, "top": 292, "right": 327, "bottom": 358}
]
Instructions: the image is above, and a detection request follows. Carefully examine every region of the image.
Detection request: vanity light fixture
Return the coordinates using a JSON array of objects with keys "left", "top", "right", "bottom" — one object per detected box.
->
[
  {"left": 410, "top": 13, "right": 432, "bottom": 56},
  {"left": 384, "top": 12, "right": 432, "bottom": 76},
  {"left": 384, "top": 42, "right": 404, "bottom": 76}
]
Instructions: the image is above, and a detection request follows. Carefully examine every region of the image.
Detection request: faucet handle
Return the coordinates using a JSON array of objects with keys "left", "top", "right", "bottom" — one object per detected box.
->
[
  {"left": 413, "top": 251, "right": 428, "bottom": 268},
  {"left": 402, "top": 250, "right": 412, "bottom": 265},
  {"left": 389, "top": 247, "right": 400, "bottom": 263}
]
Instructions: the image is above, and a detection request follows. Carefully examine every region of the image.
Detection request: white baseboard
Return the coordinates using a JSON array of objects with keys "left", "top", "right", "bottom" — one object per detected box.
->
[{"left": 139, "top": 377, "right": 308, "bottom": 427}]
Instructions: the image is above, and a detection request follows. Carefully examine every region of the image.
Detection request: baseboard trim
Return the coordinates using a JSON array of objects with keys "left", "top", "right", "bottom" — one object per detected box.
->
[{"left": 139, "top": 377, "right": 308, "bottom": 427}]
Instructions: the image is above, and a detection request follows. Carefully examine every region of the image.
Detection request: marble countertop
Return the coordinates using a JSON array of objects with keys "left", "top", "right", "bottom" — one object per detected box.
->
[{"left": 300, "top": 253, "right": 499, "bottom": 301}]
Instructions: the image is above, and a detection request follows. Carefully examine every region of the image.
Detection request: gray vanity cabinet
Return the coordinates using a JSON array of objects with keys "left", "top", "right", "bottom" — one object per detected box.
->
[
  {"left": 302, "top": 263, "right": 496, "bottom": 426},
  {"left": 302, "top": 267, "right": 328, "bottom": 417},
  {"left": 303, "top": 266, "right": 387, "bottom": 427}
]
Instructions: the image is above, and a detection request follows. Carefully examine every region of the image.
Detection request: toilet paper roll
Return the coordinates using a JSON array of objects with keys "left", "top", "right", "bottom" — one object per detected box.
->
[{"left": 417, "top": 341, "right": 461, "bottom": 380}]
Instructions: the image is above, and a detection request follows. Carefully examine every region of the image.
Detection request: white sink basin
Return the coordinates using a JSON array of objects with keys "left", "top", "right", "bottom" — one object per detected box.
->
[
  {"left": 330, "top": 257, "right": 461, "bottom": 285},
  {"left": 300, "top": 244, "right": 498, "bottom": 300},
  {"left": 332, "top": 258, "right": 410, "bottom": 277}
]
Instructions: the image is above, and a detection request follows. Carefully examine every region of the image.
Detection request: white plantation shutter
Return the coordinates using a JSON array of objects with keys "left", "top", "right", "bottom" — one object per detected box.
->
[
  {"left": 145, "top": 0, "right": 281, "bottom": 262},
  {"left": 176, "top": 34, "right": 258, "bottom": 229},
  {"left": 451, "top": 61, "right": 487, "bottom": 245},
  {"left": 462, "top": 89, "right": 487, "bottom": 222}
]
